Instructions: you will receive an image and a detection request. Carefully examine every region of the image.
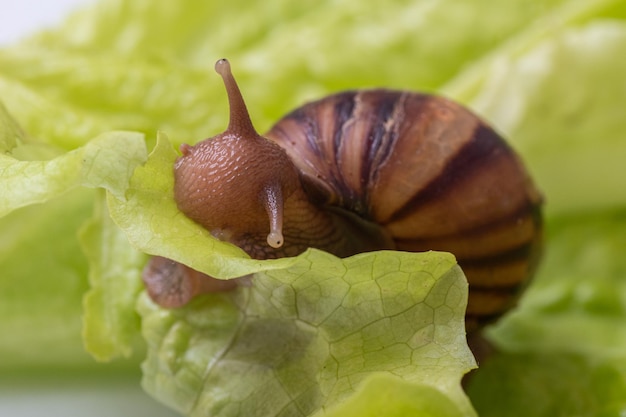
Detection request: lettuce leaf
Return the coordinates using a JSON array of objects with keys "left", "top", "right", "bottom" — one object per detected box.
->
[
  {"left": 136, "top": 251, "right": 476, "bottom": 417},
  {"left": 0, "top": 188, "right": 94, "bottom": 371},
  {"left": 467, "top": 351, "right": 626, "bottom": 417},
  {"left": 0, "top": 100, "right": 147, "bottom": 216},
  {"left": 107, "top": 133, "right": 290, "bottom": 278},
  {"left": 106, "top": 133, "right": 476, "bottom": 416},
  {"left": 1, "top": 0, "right": 626, "bottom": 416},
  {"left": 318, "top": 374, "right": 471, "bottom": 417},
  {"left": 0, "top": 104, "right": 147, "bottom": 369},
  {"left": 80, "top": 191, "right": 147, "bottom": 361},
  {"left": 3, "top": 0, "right": 619, "bottom": 149}
]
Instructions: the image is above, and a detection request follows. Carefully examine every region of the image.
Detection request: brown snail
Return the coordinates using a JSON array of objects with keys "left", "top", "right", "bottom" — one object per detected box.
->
[{"left": 143, "top": 59, "right": 542, "bottom": 331}]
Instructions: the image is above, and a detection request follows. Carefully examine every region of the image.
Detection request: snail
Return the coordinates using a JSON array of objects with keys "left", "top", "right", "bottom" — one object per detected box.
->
[{"left": 142, "top": 59, "right": 543, "bottom": 331}]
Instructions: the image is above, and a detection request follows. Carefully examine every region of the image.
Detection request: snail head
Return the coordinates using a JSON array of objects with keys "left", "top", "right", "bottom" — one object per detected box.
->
[{"left": 173, "top": 59, "right": 298, "bottom": 249}]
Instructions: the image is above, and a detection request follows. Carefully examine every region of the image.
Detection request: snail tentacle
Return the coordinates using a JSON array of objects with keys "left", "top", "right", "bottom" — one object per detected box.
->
[
  {"left": 215, "top": 58, "right": 257, "bottom": 138},
  {"left": 262, "top": 182, "right": 285, "bottom": 248}
]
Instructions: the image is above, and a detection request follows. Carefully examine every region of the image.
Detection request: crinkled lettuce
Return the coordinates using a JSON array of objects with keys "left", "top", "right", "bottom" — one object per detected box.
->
[
  {"left": 136, "top": 247, "right": 475, "bottom": 417},
  {"left": 1, "top": 0, "right": 626, "bottom": 416},
  {"left": 106, "top": 133, "right": 476, "bottom": 416}
]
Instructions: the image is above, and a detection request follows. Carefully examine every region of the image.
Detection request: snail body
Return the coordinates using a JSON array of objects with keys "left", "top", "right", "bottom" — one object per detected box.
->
[{"left": 143, "top": 59, "right": 542, "bottom": 330}]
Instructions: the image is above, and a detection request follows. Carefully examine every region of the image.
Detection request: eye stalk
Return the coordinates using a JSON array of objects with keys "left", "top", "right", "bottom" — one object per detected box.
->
[
  {"left": 172, "top": 59, "right": 298, "bottom": 252},
  {"left": 214, "top": 59, "right": 258, "bottom": 138}
]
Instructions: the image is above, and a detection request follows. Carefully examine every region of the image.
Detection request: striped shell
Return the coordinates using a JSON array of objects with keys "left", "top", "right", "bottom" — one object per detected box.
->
[{"left": 266, "top": 90, "right": 543, "bottom": 329}]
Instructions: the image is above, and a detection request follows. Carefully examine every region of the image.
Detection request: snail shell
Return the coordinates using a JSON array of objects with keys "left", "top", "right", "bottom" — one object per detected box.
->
[
  {"left": 143, "top": 59, "right": 543, "bottom": 331},
  {"left": 265, "top": 90, "right": 543, "bottom": 329}
]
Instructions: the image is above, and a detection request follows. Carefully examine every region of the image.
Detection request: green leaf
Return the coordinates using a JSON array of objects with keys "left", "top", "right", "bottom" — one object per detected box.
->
[
  {"left": 138, "top": 250, "right": 476, "bottom": 417},
  {"left": 318, "top": 374, "right": 472, "bottom": 417},
  {"left": 467, "top": 352, "right": 626, "bottom": 417},
  {"left": 0, "top": 189, "right": 94, "bottom": 371},
  {"left": 3, "top": 0, "right": 620, "bottom": 150},
  {"left": 0, "top": 129, "right": 147, "bottom": 217},
  {"left": 1, "top": 0, "right": 626, "bottom": 416},
  {"left": 0, "top": 105, "right": 148, "bottom": 370},
  {"left": 0, "top": 102, "right": 23, "bottom": 151},
  {"left": 79, "top": 191, "right": 146, "bottom": 361},
  {"left": 107, "top": 133, "right": 294, "bottom": 279},
  {"left": 108, "top": 133, "right": 476, "bottom": 415}
]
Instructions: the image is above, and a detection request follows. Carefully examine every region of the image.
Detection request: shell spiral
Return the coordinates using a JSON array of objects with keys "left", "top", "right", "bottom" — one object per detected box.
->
[{"left": 265, "top": 90, "right": 543, "bottom": 329}]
